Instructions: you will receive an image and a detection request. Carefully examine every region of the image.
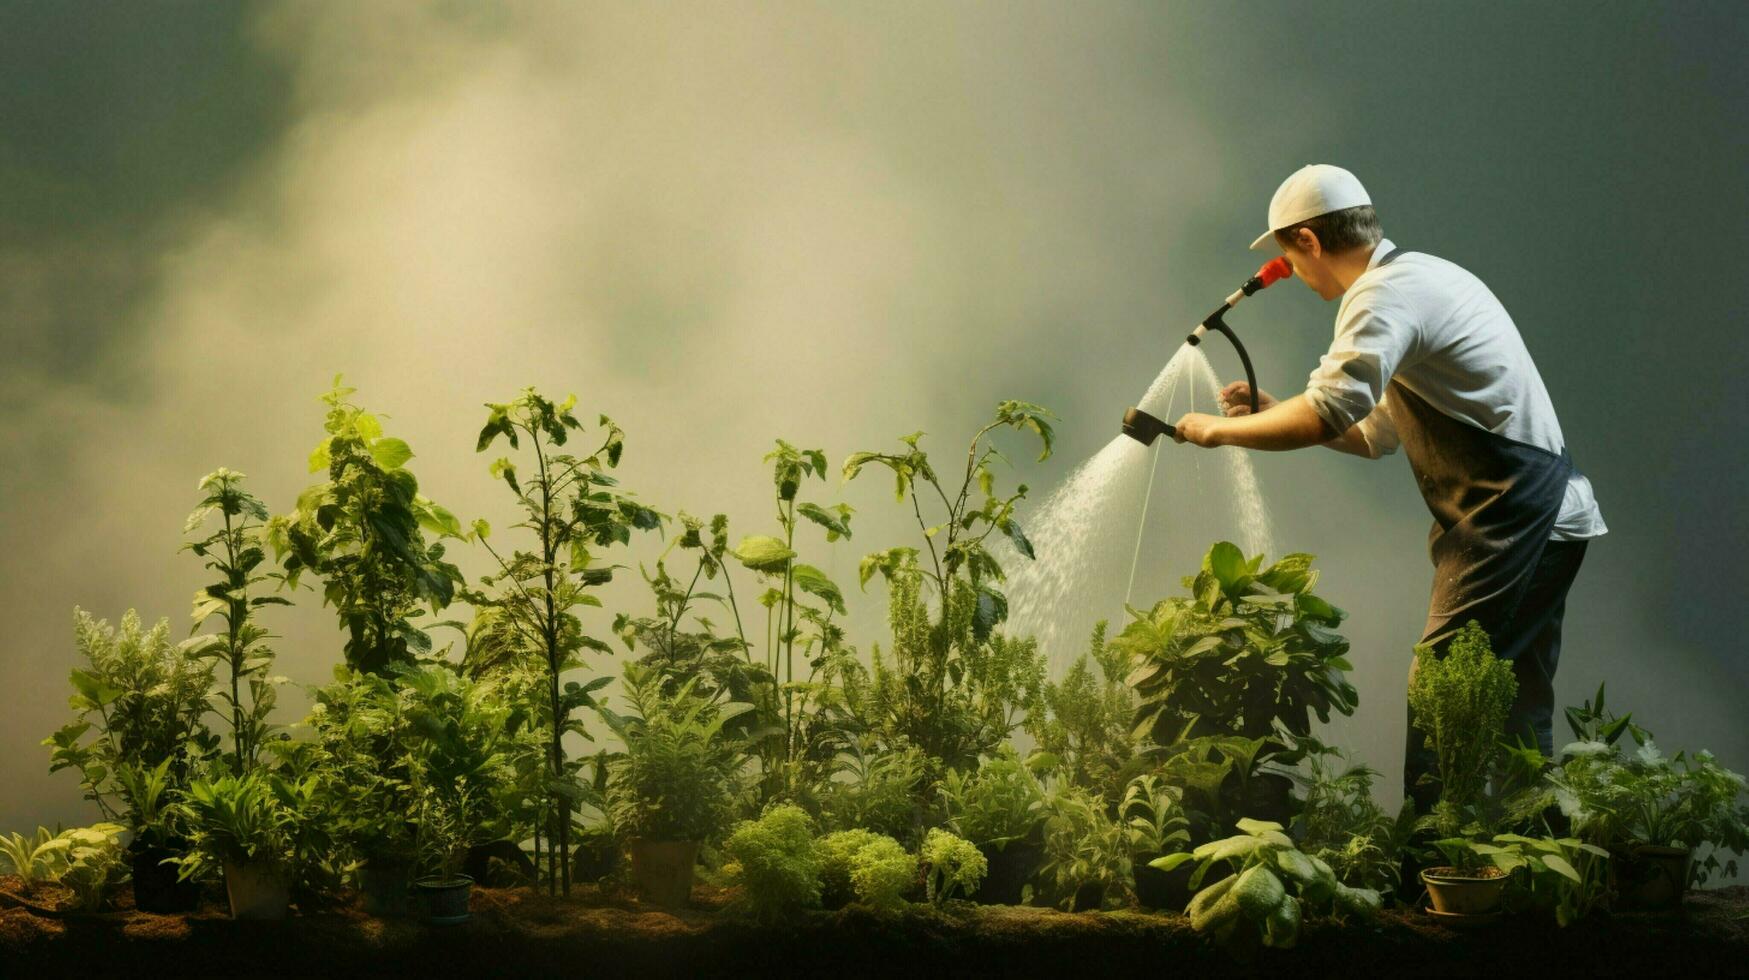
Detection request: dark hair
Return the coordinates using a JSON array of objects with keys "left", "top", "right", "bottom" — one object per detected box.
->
[{"left": 1273, "top": 204, "right": 1382, "bottom": 254}]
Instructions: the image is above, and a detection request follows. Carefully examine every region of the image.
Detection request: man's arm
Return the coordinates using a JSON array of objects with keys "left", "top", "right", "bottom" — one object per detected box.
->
[
  {"left": 1186, "top": 382, "right": 1377, "bottom": 457},
  {"left": 1174, "top": 394, "right": 1339, "bottom": 452}
]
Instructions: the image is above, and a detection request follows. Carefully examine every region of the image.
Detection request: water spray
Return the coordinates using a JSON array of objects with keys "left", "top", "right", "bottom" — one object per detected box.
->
[{"left": 1120, "top": 256, "right": 1294, "bottom": 444}]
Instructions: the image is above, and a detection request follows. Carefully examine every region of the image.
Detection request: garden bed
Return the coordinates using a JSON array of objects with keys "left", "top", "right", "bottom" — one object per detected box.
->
[{"left": 3, "top": 877, "right": 1746, "bottom": 977}]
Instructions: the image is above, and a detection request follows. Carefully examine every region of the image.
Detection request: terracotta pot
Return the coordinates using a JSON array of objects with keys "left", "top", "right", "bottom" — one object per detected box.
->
[
  {"left": 1612, "top": 844, "right": 1691, "bottom": 911},
  {"left": 1421, "top": 866, "right": 1508, "bottom": 916},
  {"left": 414, "top": 874, "right": 474, "bottom": 925},
  {"left": 629, "top": 839, "right": 699, "bottom": 908},
  {"left": 223, "top": 857, "right": 291, "bottom": 920}
]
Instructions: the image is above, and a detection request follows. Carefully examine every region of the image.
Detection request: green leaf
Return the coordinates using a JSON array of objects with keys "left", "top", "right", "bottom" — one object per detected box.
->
[
  {"left": 790, "top": 564, "right": 845, "bottom": 614},
  {"left": 796, "top": 502, "right": 853, "bottom": 542},
  {"left": 1002, "top": 518, "right": 1035, "bottom": 560},
  {"left": 1149, "top": 852, "right": 1196, "bottom": 873},
  {"left": 1541, "top": 854, "right": 1581, "bottom": 883},
  {"left": 734, "top": 535, "right": 796, "bottom": 573},
  {"left": 370, "top": 437, "right": 414, "bottom": 470}
]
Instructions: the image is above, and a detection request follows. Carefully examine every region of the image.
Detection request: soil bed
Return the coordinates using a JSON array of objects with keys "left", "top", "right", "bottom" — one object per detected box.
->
[{"left": 3, "top": 876, "right": 1746, "bottom": 978}]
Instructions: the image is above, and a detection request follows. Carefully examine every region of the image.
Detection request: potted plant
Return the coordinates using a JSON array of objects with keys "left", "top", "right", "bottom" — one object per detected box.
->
[
  {"left": 1552, "top": 736, "right": 1749, "bottom": 911},
  {"left": 1121, "top": 773, "right": 1193, "bottom": 909},
  {"left": 175, "top": 772, "right": 296, "bottom": 919},
  {"left": 413, "top": 786, "right": 479, "bottom": 924},
  {"left": 43, "top": 609, "right": 220, "bottom": 913},
  {"left": 1422, "top": 837, "right": 1511, "bottom": 917},
  {"left": 605, "top": 663, "right": 746, "bottom": 908},
  {"left": 939, "top": 747, "right": 1049, "bottom": 904}
]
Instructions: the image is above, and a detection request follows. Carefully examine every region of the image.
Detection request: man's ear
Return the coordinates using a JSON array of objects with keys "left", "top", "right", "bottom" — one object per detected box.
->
[{"left": 1296, "top": 227, "right": 1322, "bottom": 259}]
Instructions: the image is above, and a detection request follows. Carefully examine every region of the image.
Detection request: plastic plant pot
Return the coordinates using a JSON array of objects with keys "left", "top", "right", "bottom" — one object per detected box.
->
[
  {"left": 1613, "top": 845, "right": 1692, "bottom": 912},
  {"left": 629, "top": 840, "right": 699, "bottom": 908},
  {"left": 223, "top": 857, "right": 291, "bottom": 920},
  {"left": 414, "top": 874, "right": 474, "bottom": 925}
]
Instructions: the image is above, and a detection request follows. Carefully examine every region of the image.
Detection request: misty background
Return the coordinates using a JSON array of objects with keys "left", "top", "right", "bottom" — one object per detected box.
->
[{"left": 3, "top": 1, "right": 1745, "bottom": 834}]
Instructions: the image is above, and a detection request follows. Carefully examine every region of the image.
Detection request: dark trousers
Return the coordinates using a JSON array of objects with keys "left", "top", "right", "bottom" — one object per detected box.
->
[{"left": 1402, "top": 538, "right": 1590, "bottom": 811}]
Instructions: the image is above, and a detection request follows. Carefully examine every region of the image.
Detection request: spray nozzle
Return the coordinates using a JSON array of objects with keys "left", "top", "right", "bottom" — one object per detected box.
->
[{"left": 1120, "top": 406, "right": 1174, "bottom": 446}]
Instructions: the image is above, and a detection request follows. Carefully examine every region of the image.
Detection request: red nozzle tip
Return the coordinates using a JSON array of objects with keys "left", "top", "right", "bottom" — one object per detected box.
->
[{"left": 1257, "top": 256, "right": 1294, "bottom": 286}]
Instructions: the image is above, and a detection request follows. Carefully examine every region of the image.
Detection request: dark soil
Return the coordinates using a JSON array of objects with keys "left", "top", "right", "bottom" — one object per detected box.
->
[{"left": 2, "top": 875, "right": 1745, "bottom": 978}]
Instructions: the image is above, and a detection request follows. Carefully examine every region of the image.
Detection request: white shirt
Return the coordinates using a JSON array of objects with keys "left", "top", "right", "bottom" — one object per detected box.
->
[{"left": 1304, "top": 238, "right": 1607, "bottom": 541}]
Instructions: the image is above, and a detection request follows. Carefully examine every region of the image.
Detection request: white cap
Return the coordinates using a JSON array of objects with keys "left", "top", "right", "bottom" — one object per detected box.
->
[{"left": 1248, "top": 164, "right": 1372, "bottom": 251}]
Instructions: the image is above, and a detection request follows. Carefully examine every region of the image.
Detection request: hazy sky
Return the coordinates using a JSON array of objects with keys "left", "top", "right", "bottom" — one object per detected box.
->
[{"left": 2, "top": 1, "right": 1744, "bottom": 832}]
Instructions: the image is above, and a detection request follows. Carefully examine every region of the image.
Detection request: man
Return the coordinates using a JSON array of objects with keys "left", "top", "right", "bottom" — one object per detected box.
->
[{"left": 1169, "top": 164, "right": 1606, "bottom": 809}]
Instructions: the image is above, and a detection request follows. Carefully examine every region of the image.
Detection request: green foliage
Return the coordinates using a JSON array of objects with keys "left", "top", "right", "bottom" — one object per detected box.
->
[
  {"left": 1436, "top": 833, "right": 1611, "bottom": 926},
  {"left": 604, "top": 663, "right": 747, "bottom": 843},
  {"left": 1118, "top": 544, "right": 1357, "bottom": 752},
  {"left": 1148, "top": 734, "right": 1297, "bottom": 844},
  {"left": 845, "top": 403, "right": 1053, "bottom": 771},
  {"left": 469, "top": 387, "right": 663, "bottom": 895},
  {"left": 1023, "top": 622, "right": 1137, "bottom": 799},
  {"left": 182, "top": 468, "right": 288, "bottom": 773},
  {"left": 269, "top": 379, "right": 465, "bottom": 675},
  {"left": 1552, "top": 737, "right": 1749, "bottom": 885},
  {"left": 44, "top": 609, "right": 218, "bottom": 840},
  {"left": 1037, "top": 785, "right": 1133, "bottom": 910},
  {"left": 722, "top": 804, "right": 823, "bottom": 919},
  {"left": 1294, "top": 753, "right": 1417, "bottom": 897},
  {"left": 1155, "top": 818, "right": 1380, "bottom": 953},
  {"left": 0, "top": 827, "right": 73, "bottom": 895},
  {"left": 920, "top": 828, "right": 987, "bottom": 905},
  {"left": 818, "top": 830, "right": 916, "bottom": 910},
  {"left": 818, "top": 742, "right": 931, "bottom": 844},
  {"left": 56, "top": 823, "right": 129, "bottom": 911},
  {"left": 1121, "top": 772, "right": 1192, "bottom": 859},
  {"left": 1406, "top": 620, "right": 1517, "bottom": 833},
  {"left": 175, "top": 772, "right": 295, "bottom": 878},
  {"left": 939, "top": 746, "right": 1047, "bottom": 848}
]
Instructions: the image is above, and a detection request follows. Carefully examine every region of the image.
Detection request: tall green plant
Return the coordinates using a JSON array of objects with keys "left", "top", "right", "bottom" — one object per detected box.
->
[
  {"left": 1024, "top": 622, "right": 1137, "bottom": 798},
  {"left": 471, "top": 387, "right": 662, "bottom": 896},
  {"left": 1406, "top": 620, "right": 1517, "bottom": 833},
  {"left": 843, "top": 400, "right": 1055, "bottom": 770},
  {"left": 182, "top": 468, "right": 289, "bottom": 772},
  {"left": 270, "top": 378, "right": 466, "bottom": 675}
]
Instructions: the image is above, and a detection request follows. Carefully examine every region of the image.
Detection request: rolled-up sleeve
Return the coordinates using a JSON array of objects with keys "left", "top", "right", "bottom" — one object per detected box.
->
[
  {"left": 1355, "top": 390, "right": 1401, "bottom": 458},
  {"left": 1304, "top": 280, "right": 1415, "bottom": 435}
]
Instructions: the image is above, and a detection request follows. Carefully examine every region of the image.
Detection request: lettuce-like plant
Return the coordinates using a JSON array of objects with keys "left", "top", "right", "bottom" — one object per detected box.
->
[
  {"left": 723, "top": 804, "right": 823, "bottom": 919},
  {"left": 920, "top": 828, "right": 987, "bottom": 905},
  {"left": 819, "top": 830, "right": 916, "bottom": 910},
  {"left": 0, "top": 828, "right": 73, "bottom": 895},
  {"left": 57, "top": 823, "right": 128, "bottom": 911}
]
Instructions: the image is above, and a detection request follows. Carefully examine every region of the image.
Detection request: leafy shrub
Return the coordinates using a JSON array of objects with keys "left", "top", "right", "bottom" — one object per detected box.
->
[
  {"left": 939, "top": 746, "right": 1047, "bottom": 848},
  {"left": 920, "top": 828, "right": 987, "bottom": 905},
  {"left": 1552, "top": 737, "right": 1749, "bottom": 885},
  {"left": 1037, "top": 785, "right": 1132, "bottom": 910},
  {"left": 1121, "top": 773, "right": 1191, "bottom": 860},
  {"left": 1406, "top": 620, "right": 1517, "bottom": 832},
  {"left": 1432, "top": 833, "right": 1611, "bottom": 925},
  {"left": 605, "top": 663, "right": 747, "bottom": 843},
  {"left": 819, "top": 743, "right": 931, "bottom": 844},
  {"left": 1294, "top": 753, "right": 1416, "bottom": 897},
  {"left": 175, "top": 772, "right": 295, "bottom": 879},
  {"left": 44, "top": 608, "right": 218, "bottom": 843},
  {"left": 1155, "top": 819, "right": 1380, "bottom": 952},
  {"left": 1117, "top": 544, "right": 1357, "bottom": 751},
  {"left": 723, "top": 805, "right": 823, "bottom": 919},
  {"left": 56, "top": 823, "right": 129, "bottom": 911},
  {"left": 1150, "top": 734, "right": 1298, "bottom": 844},
  {"left": 844, "top": 402, "right": 1054, "bottom": 771},
  {"left": 819, "top": 830, "right": 916, "bottom": 911},
  {"left": 1024, "top": 622, "right": 1136, "bottom": 799},
  {"left": 0, "top": 828, "right": 72, "bottom": 895},
  {"left": 268, "top": 378, "right": 466, "bottom": 676}
]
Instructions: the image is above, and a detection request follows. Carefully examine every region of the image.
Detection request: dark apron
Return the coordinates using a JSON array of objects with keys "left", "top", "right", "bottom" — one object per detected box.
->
[{"left": 1374, "top": 247, "right": 1581, "bottom": 805}]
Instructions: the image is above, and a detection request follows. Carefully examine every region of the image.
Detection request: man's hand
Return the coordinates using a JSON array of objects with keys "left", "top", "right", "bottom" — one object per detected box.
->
[
  {"left": 1172, "top": 412, "right": 1227, "bottom": 447},
  {"left": 1219, "top": 381, "right": 1278, "bottom": 417}
]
